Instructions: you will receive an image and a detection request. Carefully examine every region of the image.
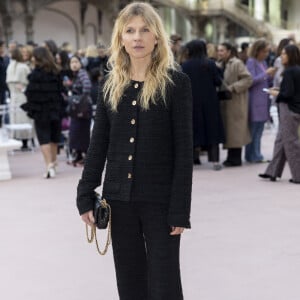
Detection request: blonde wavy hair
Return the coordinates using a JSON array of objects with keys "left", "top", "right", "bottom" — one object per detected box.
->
[{"left": 103, "top": 2, "right": 176, "bottom": 111}]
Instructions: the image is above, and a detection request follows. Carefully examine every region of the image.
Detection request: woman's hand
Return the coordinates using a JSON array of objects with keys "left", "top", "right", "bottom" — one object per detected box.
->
[
  {"left": 268, "top": 87, "right": 279, "bottom": 97},
  {"left": 81, "top": 210, "right": 95, "bottom": 227},
  {"left": 170, "top": 227, "right": 184, "bottom": 235},
  {"left": 266, "top": 67, "right": 277, "bottom": 77}
]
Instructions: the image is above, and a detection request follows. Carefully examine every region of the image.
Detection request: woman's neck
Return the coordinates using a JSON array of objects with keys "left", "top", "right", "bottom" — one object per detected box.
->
[{"left": 130, "top": 57, "right": 151, "bottom": 82}]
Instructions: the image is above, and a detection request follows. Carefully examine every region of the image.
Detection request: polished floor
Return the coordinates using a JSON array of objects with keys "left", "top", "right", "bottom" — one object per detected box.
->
[{"left": 1, "top": 124, "right": 300, "bottom": 300}]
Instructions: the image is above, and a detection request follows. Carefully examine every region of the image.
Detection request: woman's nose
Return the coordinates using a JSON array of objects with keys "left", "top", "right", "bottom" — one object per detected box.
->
[{"left": 133, "top": 31, "right": 141, "bottom": 40}]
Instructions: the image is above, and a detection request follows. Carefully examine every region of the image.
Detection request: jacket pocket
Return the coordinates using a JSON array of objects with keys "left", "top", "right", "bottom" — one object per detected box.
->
[
  {"left": 103, "top": 161, "right": 121, "bottom": 194},
  {"left": 103, "top": 181, "right": 121, "bottom": 194}
]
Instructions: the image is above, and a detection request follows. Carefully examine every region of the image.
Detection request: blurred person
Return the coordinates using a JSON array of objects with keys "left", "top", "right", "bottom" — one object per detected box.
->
[
  {"left": 170, "top": 33, "right": 182, "bottom": 62},
  {"left": 61, "top": 41, "right": 73, "bottom": 57},
  {"left": 77, "top": 2, "right": 193, "bottom": 299},
  {"left": 245, "top": 39, "right": 276, "bottom": 163},
  {"left": 238, "top": 42, "right": 249, "bottom": 64},
  {"left": 6, "top": 47, "right": 32, "bottom": 150},
  {"left": 218, "top": 42, "right": 253, "bottom": 166},
  {"left": 273, "top": 38, "right": 293, "bottom": 90},
  {"left": 85, "top": 44, "right": 100, "bottom": 73},
  {"left": 0, "top": 40, "right": 9, "bottom": 125},
  {"left": 21, "top": 44, "right": 33, "bottom": 69},
  {"left": 89, "top": 67, "right": 101, "bottom": 106},
  {"left": 96, "top": 43, "right": 109, "bottom": 78},
  {"left": 8, "top": 40, "right": 18, "bottom": 56},
  {"left": 207, "top": 43, "right": 218, "bottom": 61},
  {"left": 182, "top": 39, "right": 224, "bottom": 170},
  {"left": 259, "top": 44, "right": 300, "bottom": 183},
  {"left": 56, "top": 50, "right": 72, "bottom": 80},
  {"left": 43, "top": 39, "right": 58, "bottom": 58},
  {"left": 76, "top": 48, "right": 88, "bottom": 67},
  {"left": 266, "top": 43, "right": 277, "bottom": 67},
  {"left": 21, "top": 47, "right": 64, "bottom": 178},
  {"left": 68, "top": 55, "right": 92, "bottom": 166}
]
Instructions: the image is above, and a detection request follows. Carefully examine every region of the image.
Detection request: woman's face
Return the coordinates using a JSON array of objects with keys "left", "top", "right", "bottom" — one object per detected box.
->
[
  {"left": 70, "top": 57, "right": 81, "bottom": 71},
  {"left": 121, "top": 16, "right": 157, "bottom": 61},
  {"left": 281, "top": 49, "right": 288, "bottom": 65},
  {"left": 217, "top": 45, "right": 230, "bottom": 61},
  {"left": 21, "top": 48, "right": 29, "bottom": 61},
  {"left": 257, "top": 46, "right": 269, "bottom": 61},
  {"left": 56, "top": 53, "right": 62, "bottom": 65}
]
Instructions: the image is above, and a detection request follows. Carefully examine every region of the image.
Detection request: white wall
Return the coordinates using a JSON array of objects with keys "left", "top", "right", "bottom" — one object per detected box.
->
[{"left": 8, "top": 0, "right": 113, "bottom": 50}]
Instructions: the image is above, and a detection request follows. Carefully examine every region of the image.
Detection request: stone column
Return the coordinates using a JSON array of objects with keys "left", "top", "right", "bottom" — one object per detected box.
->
[
  {"left": 217, "top": 17, "right": 228, "bottom": 43},
  {"left": 2, "top": 14, "right": 13, "bottom": 43},
  {"left": 25, "top": 14, "right": 34, "bottom": 42},
  {"left": 269, "top": 0, "right": 281, "bottom": 27},
  {"left": 189, "top": 16, "right": 207, "bottom": 39},
  {"left": 254, "top": 0, "right": 265, "bottom": 21}
]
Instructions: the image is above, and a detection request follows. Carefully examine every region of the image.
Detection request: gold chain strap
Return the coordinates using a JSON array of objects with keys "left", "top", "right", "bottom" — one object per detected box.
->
[{"left": 85, "top": 201, "right": 112, "bottom": 256}]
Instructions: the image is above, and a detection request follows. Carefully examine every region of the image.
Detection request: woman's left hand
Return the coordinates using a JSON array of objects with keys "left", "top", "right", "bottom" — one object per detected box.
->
[
  {"left": 170, "top": 227, "right": 184, "bottom": 235},
  {"left": 268, "top": 88, "right": 279, "bottom": 97}
]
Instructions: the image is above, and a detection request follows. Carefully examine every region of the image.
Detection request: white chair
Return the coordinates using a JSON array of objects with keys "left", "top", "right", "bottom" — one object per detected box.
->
[{"left": 4, "top": 103, "right": 34, "bottom": 141}]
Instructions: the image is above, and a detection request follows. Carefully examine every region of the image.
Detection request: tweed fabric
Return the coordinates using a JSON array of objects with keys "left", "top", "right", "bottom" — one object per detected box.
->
[
  {"left": 109, "top": 201, "right": 183, "bottom": 300},
  {"left": 265, "top": 102, "right": 300, "bottom": 181},
  {"left": 77, "top": 70, "right": 193, "bottom": 228}
]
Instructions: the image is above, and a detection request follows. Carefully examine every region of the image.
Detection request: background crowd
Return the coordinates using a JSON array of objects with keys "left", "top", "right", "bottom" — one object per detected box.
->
[{"left": 0, "top": 33, "right": 299, "bottom": 182}]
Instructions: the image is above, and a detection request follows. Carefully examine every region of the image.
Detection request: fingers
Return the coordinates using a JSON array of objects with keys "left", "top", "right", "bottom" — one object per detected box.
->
[
  {"left": 170, "top": 227, "right": 184, "bottom": 236},
  {"left": 81, "top": 210, "right": 94, "bottom": 227}
]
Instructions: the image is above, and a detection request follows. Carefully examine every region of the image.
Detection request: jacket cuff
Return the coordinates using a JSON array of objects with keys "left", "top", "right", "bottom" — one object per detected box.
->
[{"left": 167, "top": 213, "right": 191, "bottom": 229}]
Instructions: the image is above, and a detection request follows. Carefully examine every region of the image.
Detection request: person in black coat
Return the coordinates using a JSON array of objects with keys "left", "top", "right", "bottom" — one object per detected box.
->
[
  {"left": 21, "top": 47, "right": 64, "bottom": 178},
  {"left": 76, "top": 2, "right": 193, "bottom": 300},
  {"left": 182, "top": 39, "right": 225, "bottom": 170}
]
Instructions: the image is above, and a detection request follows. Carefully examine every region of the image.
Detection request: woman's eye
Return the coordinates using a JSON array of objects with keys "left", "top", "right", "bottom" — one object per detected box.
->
[
  {"left": 126, "top": 29, "right": 134, "bottom": 33},
  {"left": 142, "top": 28, "right": 150, "bottom": 32}
]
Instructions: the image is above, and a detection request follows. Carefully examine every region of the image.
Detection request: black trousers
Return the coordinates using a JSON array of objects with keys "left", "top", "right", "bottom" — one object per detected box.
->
[
  {"left": 226, "top": 148, "right": 242, "bottom": 164},
  {"left": 108, "top": 201, "right": 183, "bottom": 300}
]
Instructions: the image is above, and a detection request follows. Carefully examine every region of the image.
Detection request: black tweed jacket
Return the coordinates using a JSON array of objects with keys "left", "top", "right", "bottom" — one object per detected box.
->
[{"left": 76, "top": 70, "right": 193, "bottom": 228}]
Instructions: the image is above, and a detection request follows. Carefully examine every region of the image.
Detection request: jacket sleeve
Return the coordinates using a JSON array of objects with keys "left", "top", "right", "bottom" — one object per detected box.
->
[
  {"left": 229, "top": 60, "right": 253, "bottom": 93},
  {"left": 277, "top": 69, "right": 294, "bottom": 102},
  {"left": 168, "top": 72, "right": 193, "bottom": 228},
  {"left": 246, "top": 59, "right": 270, "bottom": 87},
  {"left": 76, "top": 86, "right": 110, "bottom": 215}
]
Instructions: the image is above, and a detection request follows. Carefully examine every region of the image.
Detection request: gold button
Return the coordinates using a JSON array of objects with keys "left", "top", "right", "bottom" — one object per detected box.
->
[
  {"left": 130, "top": 137, "right": 134, "bottom": 143},
  {"left": 134, "top": 83, "right": 138, "bottom": 88},
  {"left": 131, "top": 119, "right": 136, "bottom": 125},
  {"left": 128, "top": 173, "right": 132, "bottom": 179},
  {"left": 128, "top": 155, "right": 133, "bottom": 160},
  {"left": 132, "top": 100, "right": 137, "bottom": 106}
]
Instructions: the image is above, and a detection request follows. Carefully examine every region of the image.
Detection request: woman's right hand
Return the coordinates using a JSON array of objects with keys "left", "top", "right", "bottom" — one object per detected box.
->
[
  {"left": 81, "top": 210, "right": 95, "bottom": 227},
  {"left": 266, "top": 67, "right": 277, "bottom": 77}
]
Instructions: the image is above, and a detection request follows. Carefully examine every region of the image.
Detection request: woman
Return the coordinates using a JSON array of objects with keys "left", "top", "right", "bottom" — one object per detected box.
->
[
  {"left": 21, "top": 47, "right": 64, "bottom": 178},
  {"left": 259, "top": 44, "right": 300, "bottom": 183},
  {"left": 182, "top": 39, "right": 224, "bottom": 170},
  {"left": 6, "top": 47, "right": 32, "bottom": 150},
  {"left": 217, "top": 42, "right": 253, "bottom": 166},
  {"left": 68, "top": 55, "right": 92, "bottom": 166},
  {"left": 76, "top": 2, "right": 193, "bottom": 299},
  {"left": 273, "top": 39, "right": 293, "bottom": 90},
  {"left": 245, "top": 39, "right": 277, "bottom": 163},
  {"left": 20, "top": 44, "right": 33, "bottom": 69}
]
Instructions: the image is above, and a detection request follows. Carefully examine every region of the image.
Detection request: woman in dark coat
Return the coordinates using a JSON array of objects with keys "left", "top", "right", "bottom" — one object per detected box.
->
[
  {"left": 259, "top": 44, "right": 300, "bottom": 183},
  {"left": 182, "top": 39, "right": 224, "bottom": 170},
  {"left": 76, "top": 2, "right": 193, "bottom": 299},
  {"left": 68, "top": 55, "right": 92, "bottom": 166},
  {"left": 21, "top": 46, "right": 64, "bottom": 178}
]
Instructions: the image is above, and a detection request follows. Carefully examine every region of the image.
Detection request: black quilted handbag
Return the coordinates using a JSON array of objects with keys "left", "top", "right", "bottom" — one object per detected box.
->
[{"left": 86, "top": 193, "right": 111, "bottom": 255}]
